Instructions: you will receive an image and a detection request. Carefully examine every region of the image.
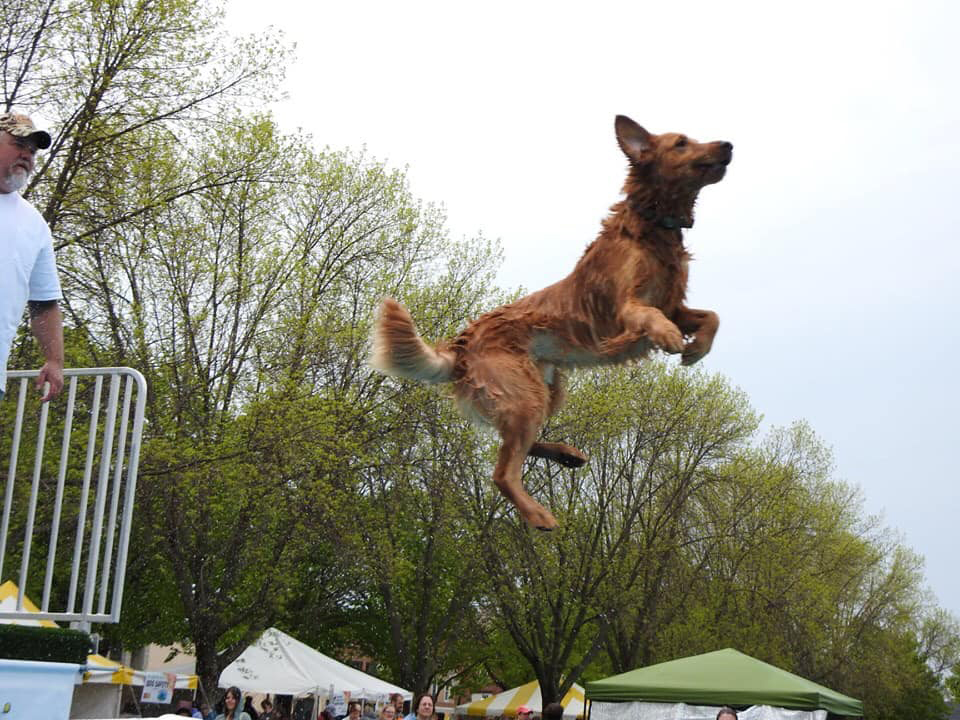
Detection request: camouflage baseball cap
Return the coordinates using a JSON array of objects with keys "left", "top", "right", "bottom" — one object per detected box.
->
[{"left": 0, "top": 112, "right": 51, "bottom": 149}]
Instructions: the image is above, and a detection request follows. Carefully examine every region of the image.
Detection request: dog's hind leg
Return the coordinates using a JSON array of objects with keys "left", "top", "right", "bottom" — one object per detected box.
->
[
  {"left": 460, "top": 356, "right": 559, "bottom": 530},
  {"left": 494, "top": 417, "right": 559, "bottom": 530}
]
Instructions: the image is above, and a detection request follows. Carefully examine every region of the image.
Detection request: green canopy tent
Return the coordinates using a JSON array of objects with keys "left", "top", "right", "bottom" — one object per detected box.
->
[{"left": 585, "top": 648, "right": 862, "bottom": 717}]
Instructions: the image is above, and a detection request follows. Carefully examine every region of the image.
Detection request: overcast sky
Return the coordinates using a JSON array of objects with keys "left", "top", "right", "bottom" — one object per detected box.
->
[{"left": 226, "top": 0, "right": 960, "bottom": 618}]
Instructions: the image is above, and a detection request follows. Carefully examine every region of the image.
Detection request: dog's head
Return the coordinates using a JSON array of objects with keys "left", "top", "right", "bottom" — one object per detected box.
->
[{"left": 615, "top": 115, "right": 733, "bottom": 190}]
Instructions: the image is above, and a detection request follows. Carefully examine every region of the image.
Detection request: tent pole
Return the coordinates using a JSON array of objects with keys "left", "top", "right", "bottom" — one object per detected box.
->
[{"left": 129, "top": 683, "right": 142, "bottom": 717}]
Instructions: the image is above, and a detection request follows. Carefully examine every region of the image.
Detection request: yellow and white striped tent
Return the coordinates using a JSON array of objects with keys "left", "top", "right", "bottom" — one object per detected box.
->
[
  {"left": 455, "top": 681, "right": 585, "bottom": 719},
  {"left": 83, "top": 652, "right": 198, "bottom": 689},
  {"left": 73, "top": 654, "right": 197, "bottom": 718}
]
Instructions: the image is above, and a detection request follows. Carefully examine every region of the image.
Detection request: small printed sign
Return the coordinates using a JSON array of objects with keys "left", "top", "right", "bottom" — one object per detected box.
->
[
  {"left": 141, "top": 672, "right": 175, "bottom": 704},
  {"left": 331, "top": 692, "right": 349, "bottom": 717}
]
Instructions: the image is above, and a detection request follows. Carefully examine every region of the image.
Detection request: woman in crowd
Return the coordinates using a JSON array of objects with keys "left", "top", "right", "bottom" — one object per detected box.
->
[
  {"left": 379, "top": 704, "right": 397, "bottom": 720},
  {"left": 217, "top": 687, "right": 252, "bottom": 720},
  {"left": 405, "top": 693, "right": 435, "bottom": 720}
]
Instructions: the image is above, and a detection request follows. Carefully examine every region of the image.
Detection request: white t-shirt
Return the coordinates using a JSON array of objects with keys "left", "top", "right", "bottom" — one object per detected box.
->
[{"left": 0, "top": 191, "right": 62, "bottom": 392}]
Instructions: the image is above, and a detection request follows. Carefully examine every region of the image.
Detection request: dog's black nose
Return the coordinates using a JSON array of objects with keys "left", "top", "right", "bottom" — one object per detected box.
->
[{"left": 716, "top": 141, "right": 733, "bottom": 164}]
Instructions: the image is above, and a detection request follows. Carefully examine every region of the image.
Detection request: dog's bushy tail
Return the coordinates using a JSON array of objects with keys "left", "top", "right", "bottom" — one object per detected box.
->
[{"left": 370, "top": 298, "right": 455, "bottom": 383}]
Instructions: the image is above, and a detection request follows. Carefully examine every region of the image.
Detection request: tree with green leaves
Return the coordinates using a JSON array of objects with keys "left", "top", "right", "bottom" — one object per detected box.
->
[
  {"left": 631, "top": 421, "right": 956, "bottom": 718},
  {"left": 290, "top": 246, "right": 507, "bottom": 694},
  {"left": 3, "top": 0, "right": 509, "bottom": 697},
  {"left": 4, "top": 0, "right": 287, "bottom": 248},
  {"left": 89, "top": 127, "right": 496, "bottom": 694}
]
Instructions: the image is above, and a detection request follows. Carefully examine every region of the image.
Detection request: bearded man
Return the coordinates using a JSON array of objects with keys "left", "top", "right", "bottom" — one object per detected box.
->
[{"left": 0, "top": 111, "right": 63, "bottom": 402}]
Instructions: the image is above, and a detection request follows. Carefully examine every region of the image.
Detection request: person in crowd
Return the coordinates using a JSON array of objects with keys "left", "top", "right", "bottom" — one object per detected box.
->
[
  {"left": 346, "top": 700, "right": 362, "bottom": 720},
  {"left": 542, "top": 703, "right": 563, "bottom": 720},
  {"left": 182, "top": 700, "right": 203, "bottom": 719},
  {"left": 716, "top": 709, "right": 737, "bottom": 720},
  {"left": 320, "top": 709, "right": 335, "bottom": 720},
  {"left": 217, "top": 687, "right": 252, "bottom": 720},
  {"left": 379, "top": 704, "right": 397, "bottom": 720},
  {"left": 0, "top": 111, "right": 63, "bottom": 403},
  {"left": 260, "top": 698, "right": 277, "bottom": 720},
  {"left": 516, "top": 706, "right": 533, "bottom": 720},
  {"left": 244, "top": 697, "right": 261, "bottom": 720},
  {"left": 201, "top": 701, "right": 217, "bottom": 720},
  {"left": 389, "top": 694, "right": 404, "bottom": 719},
  {"left": 404, "top": 693, "right": 435, "bottom": 720}
]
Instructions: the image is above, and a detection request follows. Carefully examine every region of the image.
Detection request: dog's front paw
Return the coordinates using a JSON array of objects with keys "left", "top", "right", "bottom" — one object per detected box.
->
[
  {"left": 649, "top": 321, "right": 684, "bottom": 354},
  {"left": 681, "top": 336, "right": 713, "bottom": 365}
]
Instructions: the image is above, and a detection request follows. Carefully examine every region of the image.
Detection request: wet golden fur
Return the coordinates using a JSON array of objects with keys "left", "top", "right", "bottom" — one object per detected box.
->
[{"left": 371, "top": 116, "right": 733, "bottom": 529}]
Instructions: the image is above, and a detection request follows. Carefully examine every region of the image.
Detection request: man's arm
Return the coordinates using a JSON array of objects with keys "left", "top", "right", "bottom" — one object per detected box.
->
[{"left": 28, "top": 299, "right": 64, "bottom": 402}]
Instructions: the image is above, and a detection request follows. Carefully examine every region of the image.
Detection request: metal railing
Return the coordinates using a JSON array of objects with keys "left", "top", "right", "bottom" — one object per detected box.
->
[{"left": 0, "top": 367, "right": 146, "bottom": 628}]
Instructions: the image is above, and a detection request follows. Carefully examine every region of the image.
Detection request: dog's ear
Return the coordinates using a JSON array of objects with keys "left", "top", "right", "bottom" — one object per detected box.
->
[{"left": 615, "top": 115, "right": 652, "bottom": 162}]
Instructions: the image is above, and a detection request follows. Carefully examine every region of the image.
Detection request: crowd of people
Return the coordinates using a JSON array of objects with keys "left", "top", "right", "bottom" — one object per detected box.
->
[
  {"left": 194, "top": 689, "right": 582, "bottom": 720},
  {"left": 180, "top": 689, "right": 415, "bottom": 720},
  {"left": 169, "top": 686, "right": 289, "bottom": 720},
  {"left": 169, "top": 686, "right": 740, "bottom": 720},
  {"left": 170, "top": 691, "right": 740, "bottom": 720}
]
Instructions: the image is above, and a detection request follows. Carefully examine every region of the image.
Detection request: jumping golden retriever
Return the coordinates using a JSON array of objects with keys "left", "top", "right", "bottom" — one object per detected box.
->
[{"left": 371, "top": 116, "right": 732, "bottom": 529}]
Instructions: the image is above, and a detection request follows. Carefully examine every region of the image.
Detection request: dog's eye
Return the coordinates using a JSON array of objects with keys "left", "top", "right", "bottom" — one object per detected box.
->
[{"left": 674, "top": 137, "right": 688, "bottom": 148}]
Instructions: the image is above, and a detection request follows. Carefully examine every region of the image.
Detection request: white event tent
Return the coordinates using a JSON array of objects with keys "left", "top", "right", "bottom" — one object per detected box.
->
[{"left": 219, "top": 627, "right": 410, "bottom": 700}]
